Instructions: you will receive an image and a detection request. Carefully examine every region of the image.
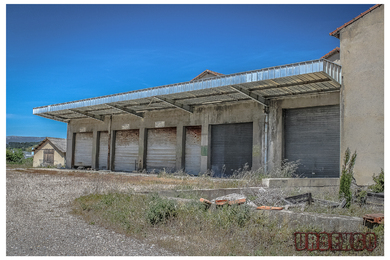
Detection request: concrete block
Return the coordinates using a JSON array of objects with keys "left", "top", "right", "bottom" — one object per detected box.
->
[
  {"left": 262, "top": 178, "right": 340, "bottom": 188},
  {"left": 260, "top": 210, "right": 363, "bottom": 232}
]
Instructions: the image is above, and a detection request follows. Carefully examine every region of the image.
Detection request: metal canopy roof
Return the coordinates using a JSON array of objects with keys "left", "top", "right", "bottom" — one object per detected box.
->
[{"left": 33, "top": 59, "right": 342, "bottom": 123}]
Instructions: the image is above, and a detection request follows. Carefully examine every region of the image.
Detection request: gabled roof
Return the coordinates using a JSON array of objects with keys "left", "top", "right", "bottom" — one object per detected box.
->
[
  {"left": 330, "top": 4, "right": 382, "bottom": 38},
  {"left": 33, "top": 137, "right": 67, "bottom": 155},
  {"left": 321, "top": 47, "right": 340, "bottom": 59},
  {"left": 191, "top": 69, "right": 224, "bottom": 81}
]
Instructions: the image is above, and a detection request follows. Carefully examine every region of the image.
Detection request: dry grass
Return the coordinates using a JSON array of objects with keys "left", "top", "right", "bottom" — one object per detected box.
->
[
  {"left": 72, "top": 192, "right": 384, "bottom": 256},
  {"left": 10, "top": 167, "right": 384, "bottom": 255}
]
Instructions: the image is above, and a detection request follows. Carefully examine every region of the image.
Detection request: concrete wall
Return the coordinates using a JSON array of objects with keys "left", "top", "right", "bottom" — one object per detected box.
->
[
  {"left": 326, "top": 52, "right": 340, "bottom": 65},
  {"left": 66, "top": 101, "right": 266, "bottom": 172},
  {"left": 339, "top": 5, "right": 384, "bottom": 185},
  {"left": 66, "top": 92, "right": 340, "bottom": 175},
  {"left": 33, "top": 142, "right": 65, "bottom": 167}
]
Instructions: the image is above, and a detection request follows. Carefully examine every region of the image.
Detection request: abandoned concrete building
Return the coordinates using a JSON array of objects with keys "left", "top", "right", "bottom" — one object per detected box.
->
[{"left": 33, "top": 4, "right": 383, "bottom": 185}]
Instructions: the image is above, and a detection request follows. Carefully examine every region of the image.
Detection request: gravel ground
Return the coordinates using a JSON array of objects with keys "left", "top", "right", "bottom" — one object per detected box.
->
[{"left": 6, "top": 168, "right": 178, "bottom": 256}]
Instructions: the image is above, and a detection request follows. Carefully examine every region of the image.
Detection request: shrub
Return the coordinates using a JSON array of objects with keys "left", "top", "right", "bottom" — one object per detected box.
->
[
  {"left": 6, "top": 148, "right": 24, "bottom": 163},
  {"left": 370, "top": 169, "right": 384, "bottom": 193},
  {"left": 268, "top": 159, "right": 300, "bottom": 178},
  {"left": 146, "top": 194, "right": 177, "bottom": 225},
  {"left": 339, "top": 148, "right": 357, "bottom": 208},
  {"left": 214, "top": 204, "right": 252, "bottom": 228}
]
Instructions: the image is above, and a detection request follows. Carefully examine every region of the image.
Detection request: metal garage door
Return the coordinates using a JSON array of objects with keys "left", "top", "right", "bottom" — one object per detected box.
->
[
  {"left": 211, "top": 123, "right": 253, "bottom": 177},
  {"left": 146, "top": 127, "right": 176, "bottom": 172},
  {"left": 284, "top": 105, "right": 340, "bottom": 178},
  {"left": 114, "top": 130, "right": 139, "bottom": 172},
  {"left": 185, "top": 126, "right": 201, "bottom": 175},
  {"left": 98, "top": 131, "right": 109, "bottom": 170},
  {"left": 74, "top": 132, "right": 93, "bottom": 167}
]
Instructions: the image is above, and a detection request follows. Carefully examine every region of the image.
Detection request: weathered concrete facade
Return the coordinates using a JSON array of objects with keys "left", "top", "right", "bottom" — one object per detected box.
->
[
  {"left": 66, "top": 101, "right": 266, "bottom": 173},
  {"left": 65, "top": 91, "right": 340, "bottom": 176},
  {"left": 336, "top": 5, "right": 384, "bottom": 185}
]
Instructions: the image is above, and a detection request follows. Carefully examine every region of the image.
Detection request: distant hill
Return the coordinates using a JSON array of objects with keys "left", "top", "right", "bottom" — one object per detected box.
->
[{"left": 6, "top": 136, "right": 46, "bottom": 144}]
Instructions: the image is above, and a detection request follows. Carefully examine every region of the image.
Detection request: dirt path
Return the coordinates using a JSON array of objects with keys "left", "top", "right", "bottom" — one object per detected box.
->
[{"left": 6, "top": 169, "right": 178, "bottom": 256}]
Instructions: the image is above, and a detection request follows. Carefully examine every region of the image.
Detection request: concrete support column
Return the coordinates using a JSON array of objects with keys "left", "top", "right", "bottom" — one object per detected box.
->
[
  {"left": 200, "top": 123, "right": 209, "bottom": 173},
  {"left": 91, "top": 130, "right": 98, "bottom": 170},
  {"left": 176, "top": 124, "right": 185, "bottom": 171},
  {"left": 252, "top": 111, "right": 264, "bottom": 171},
  {"left": 107, "top": 115, "right": 112, "bottom": 171},
  {"left": 138, "top": 127, "right": 147, "bottom": 171},
  {"left": 267, "top": 100, "right": 283, "bottom": 174},
  {"left": 109, "top": 130, "right": 116, "bottom": 171},
  {"left": 65, "top": 123, "right": 73, "bottom": 169}
]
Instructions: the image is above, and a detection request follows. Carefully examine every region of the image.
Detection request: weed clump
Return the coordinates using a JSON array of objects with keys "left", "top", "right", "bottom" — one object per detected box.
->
[
  {"left": 339, "top": 148, "right": 357, "bottom": 208},
  {"left": 370, "top": 169, "right": 384, "bottom": 193},
  {"left": 146, "top": 193, "right": 177, "bottom": 225}
]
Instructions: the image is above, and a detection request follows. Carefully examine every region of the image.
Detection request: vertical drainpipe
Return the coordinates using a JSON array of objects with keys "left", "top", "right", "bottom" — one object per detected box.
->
[{"left": 264, "top": 107, "right": 269, "bottom": 174}]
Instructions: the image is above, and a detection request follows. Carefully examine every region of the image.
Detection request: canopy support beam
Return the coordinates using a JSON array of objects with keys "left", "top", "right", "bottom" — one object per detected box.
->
[
  {"left": 69, "top": 109, "right": 105, "bottom": 122},
  {"left": 37, "top": 113, "right": 69, "bottom": 123},
  {"left": 154, "top": 96, "right": 193, "bottom": 113},
  {"left": 106, "top": 104, "right": 144, "bottom": 118},
  {"left": 231, "top": 85, "right": 268, "bottom": 107}
]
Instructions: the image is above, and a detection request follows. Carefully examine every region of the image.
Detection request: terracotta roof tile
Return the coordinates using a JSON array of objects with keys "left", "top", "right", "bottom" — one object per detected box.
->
[
  {"left": 191, "top": 69, "right": 224, "bottom": 81},
  {"left": 34, "top": 137, "right": 67, "bottom": 154},
  {"left": 321, "top": 47, "right": 340, "bottom": 59},
  {"left": 330, "top": 4, "right": 382, "bottom": 38}
]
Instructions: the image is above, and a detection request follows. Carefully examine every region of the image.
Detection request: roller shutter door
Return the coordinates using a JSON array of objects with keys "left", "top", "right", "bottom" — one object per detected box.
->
[
  {"left": 211, "top": 123, "right": 253, "bottom": 176},
  {"left": 98, "top": 132, "right": 109, "bottom": 170},
  {"left": 284, "top": 105, "right": 340, "bottom": 178},
  {"left": 74, "top": 132, "right": 93, "bottom": 167},
  {"left": 146, "top": 128, "right": 176, "bottom": 172},
  {"left": 185, "top": 126, "right": 201, "bottom": 175},
  {"left": 114, "top": 130, "right": 139, "bottom": 172}
]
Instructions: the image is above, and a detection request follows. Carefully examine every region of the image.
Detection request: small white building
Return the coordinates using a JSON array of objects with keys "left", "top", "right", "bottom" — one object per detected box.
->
[{"left": 33, "top": 137, "right": 67, "bottom": 167}]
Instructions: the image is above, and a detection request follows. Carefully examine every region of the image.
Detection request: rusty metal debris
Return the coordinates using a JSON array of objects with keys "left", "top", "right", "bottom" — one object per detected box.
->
[
  {"left": 199, "top": 198, "right": 212, "bottom": 205},
  {"left": 284, "top": 193, "right": 312, "bottom": 205},
  {"left": 366, "top": 192, "right": 384, "bottom": 206},
  {"left": 256, "top": 206, "right": 283, "bottom": 210},
  {"left": 283, "top": 193, "right": 347, "bottom": 209},
  {"left": 363, "top": 213, "right": 384, "bottom": 225},
  {"left": 215, "top": 199, "right": 229, "bottom": 206},
  {"left": 200, "top": 194, "right": 248, "bottom": 208},
  {"left": 228, "top": 198, "right": 246, "bottom": 205}
]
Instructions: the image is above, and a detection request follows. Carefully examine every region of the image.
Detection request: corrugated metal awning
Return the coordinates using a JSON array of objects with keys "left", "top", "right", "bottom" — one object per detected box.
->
[{"left": 33, "top": 59, "right": 342, "bottom": 122}]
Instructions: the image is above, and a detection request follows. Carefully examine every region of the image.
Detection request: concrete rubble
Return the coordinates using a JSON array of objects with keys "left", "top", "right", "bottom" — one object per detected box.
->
[{"left": 200, "top": 190, "right": 350, "bottom": 211}]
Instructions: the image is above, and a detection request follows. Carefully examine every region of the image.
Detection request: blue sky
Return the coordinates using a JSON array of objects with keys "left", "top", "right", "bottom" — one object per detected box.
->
[{"left": 6, "top": 4, "right": 374, "bottom": 139}]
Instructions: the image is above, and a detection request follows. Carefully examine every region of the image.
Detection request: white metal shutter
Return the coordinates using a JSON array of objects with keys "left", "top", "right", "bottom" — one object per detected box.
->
[
  {"left": 185, "top": 126, "right": 201, "bottom": 175},
  {"left": 211, "top": 123, "right": 253, "bottom": 177},
  {"left": 98, "top": 132, "right": 109, "bottom": 170},
  {"left": 114, "top": 130, "right": 139, "bottom": 172},
  {"left": 284, "top": 105, "right": 340, "bottom": 178},
  {"left": 146, "top": 128, "right": 176, "bottom": 172},
  {"left": 74, "top": 132, "right": 93, "bottom": 167}
]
